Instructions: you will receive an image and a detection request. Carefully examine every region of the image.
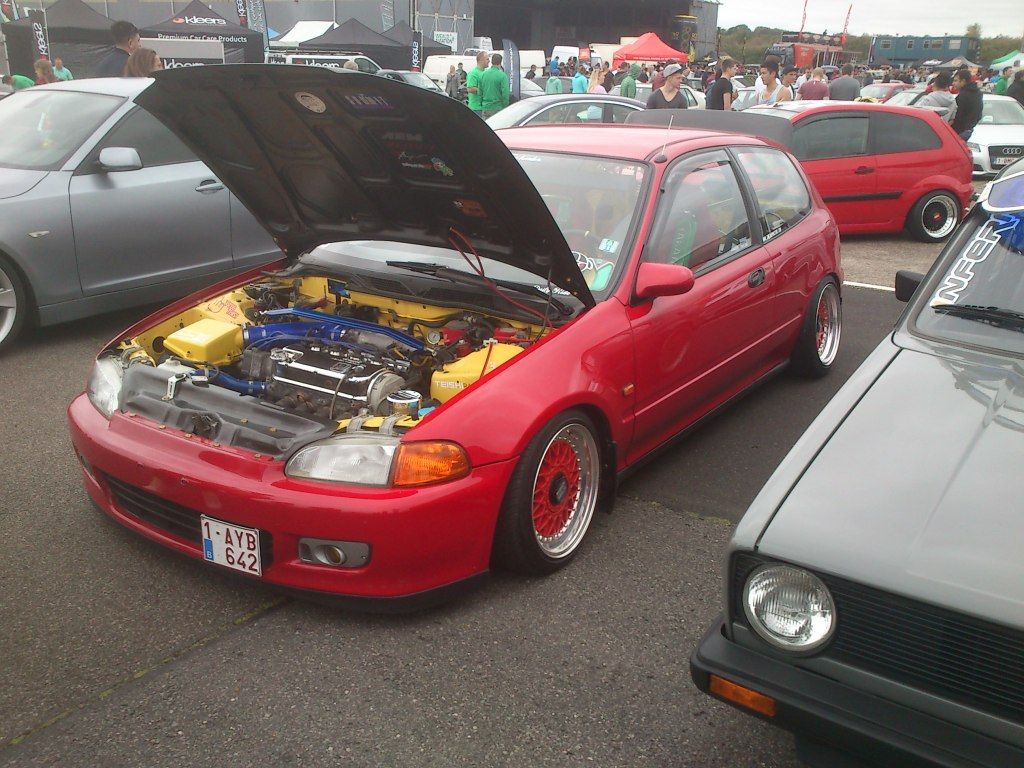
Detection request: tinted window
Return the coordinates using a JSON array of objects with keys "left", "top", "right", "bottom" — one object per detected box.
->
[
  {"left": 734, "top": 147, "right": 811, "bottom": 239},
  {"left": 528, "top": 104, "right": 577, "bottom": 124},
  {"left": 791, "top": 115, "right": 869, "bottom": 160},
  {"left": 610, "top": 104, "right": 637, "bottom": 123},
  {"left": 871, "top": 112, "right": 941, "bottom": 153},
  {"left": 647, "top": 151, "right": 752, "bottom": 271},
  {"left": 88, "top": 107, "right": 196, "bottom": 169},
  {"left": 355, "top": 57, "right": 378, "bottom": 74}
]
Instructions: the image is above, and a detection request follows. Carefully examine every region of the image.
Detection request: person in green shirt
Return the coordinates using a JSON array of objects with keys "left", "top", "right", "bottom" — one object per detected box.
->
[
  {"left": 545, "top": 75, "right": 563, "bottom": 94},
  {"left": 479, "top": 52, "right": 510, "bottom": 118},
  {"left": 620, "top": 63, "right": 640, "bottom": 99},
  {"left": 53, "top": 57, "right": 74, "bottom": 81},
  {"left": 993, "top": 66, "right": 1012, "bottom": 96},
  {"left": 2, "top": 74, "right": 35, "bottom": 90},
  {"left": 465, "top": 51, "right": 489, "bottom": 116}
]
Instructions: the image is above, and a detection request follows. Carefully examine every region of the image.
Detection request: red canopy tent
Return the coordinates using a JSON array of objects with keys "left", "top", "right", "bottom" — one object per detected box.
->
[{"left": 612, "top": 33, "right": 687, "bottom": 66}]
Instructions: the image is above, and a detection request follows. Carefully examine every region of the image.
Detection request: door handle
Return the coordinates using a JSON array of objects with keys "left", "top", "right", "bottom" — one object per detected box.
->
[
  {"left": 854, "top": 166, "right": 874, "bottom": 175},
  {"left": 195, "top": 180, "right": 225, "bottom": 193},
  {"left": 748, "top": 268, "right": 766, "bottom": 288}
]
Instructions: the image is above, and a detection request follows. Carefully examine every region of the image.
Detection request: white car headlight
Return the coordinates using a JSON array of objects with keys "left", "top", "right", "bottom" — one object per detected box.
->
[
  {"left": 743, "top": 564, "right": 836, "bottom": 652},
  {"left": 967, "top": 142, "right": 980, "bottom": 152},
  {"left": 87, "top": 357, "right": 124, "bottom": 419},
  {"left": 286, "top": 434, "right": 399, "bottom": 485}
]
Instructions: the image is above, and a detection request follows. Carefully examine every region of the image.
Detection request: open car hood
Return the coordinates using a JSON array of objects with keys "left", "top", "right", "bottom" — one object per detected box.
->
[{"left": 135, "top": 66, "right": 594, "bottom": 307}]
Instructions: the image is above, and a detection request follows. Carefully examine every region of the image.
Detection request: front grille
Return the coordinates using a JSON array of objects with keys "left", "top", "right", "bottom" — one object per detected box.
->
[
  {"left": 732, "top": 554, "right": 1024, "bottom": 724},
  {"left": 104, "top": 474, "right": 273, "bottom": 567},
  {"left": 989, "top": 145, "right": 1024, "bottom": 163}
]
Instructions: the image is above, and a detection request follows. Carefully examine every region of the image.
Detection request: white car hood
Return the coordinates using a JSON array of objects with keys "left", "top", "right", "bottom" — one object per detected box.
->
[{"left": 971, "top": 124, "right": 1024, "bottom": 146}]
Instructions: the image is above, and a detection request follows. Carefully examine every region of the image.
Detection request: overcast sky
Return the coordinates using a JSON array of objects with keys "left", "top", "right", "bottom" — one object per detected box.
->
[{"left": 717, "top": 0, "right": 1024, "bottom": 39}]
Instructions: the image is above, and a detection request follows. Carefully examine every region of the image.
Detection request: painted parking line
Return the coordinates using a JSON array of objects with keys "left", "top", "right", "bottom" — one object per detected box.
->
[{"left": 843, "top": 280, "right": 895, "bottom": 292}]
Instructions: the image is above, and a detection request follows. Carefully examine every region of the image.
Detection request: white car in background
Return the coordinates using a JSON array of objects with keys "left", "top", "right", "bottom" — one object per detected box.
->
[
  {"left": 609, "top": 82, "right": 705, "bottom": 109},
  {"left": 968, "top": 94, "right": 1024, "bottom": 176}
]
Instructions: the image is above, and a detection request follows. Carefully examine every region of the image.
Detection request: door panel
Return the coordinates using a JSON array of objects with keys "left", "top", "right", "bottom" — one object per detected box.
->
[
  {"left": 626, "top": 150, "right": 779, "bottom": 463},
  {"left": 869, "top": 111, "right": 947, "bottom": 229},
  {"left": 71, "top": 161, "right": 232, "bottom": 295},
  {"left": 229, "top": 194, "right": 282, "bottom": 269}
]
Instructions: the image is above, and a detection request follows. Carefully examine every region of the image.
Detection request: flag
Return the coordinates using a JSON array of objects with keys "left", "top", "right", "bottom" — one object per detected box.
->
[
  {"left": 28, "top": 8, "right": 50, "bottom": 62},
  {"left": 799, "top": 0, "right": 808, "bottom": 42},
  {"left": 1, "top": 0, "right": 21, "bottom": 22},
  {"left": 235, "top": 0, "right": 248, "bottom": 27},
  {"left": 242, "top": 0, "right": 269, "bottom": 49},
  {"left": 503, "top": 38, "right": 520, "bottom": 102},
  {"left": 841, "top": 4, "right": 852, "bottom": 47}
]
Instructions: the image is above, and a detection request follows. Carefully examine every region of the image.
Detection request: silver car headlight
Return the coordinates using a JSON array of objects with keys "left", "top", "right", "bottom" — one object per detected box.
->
[
  {"left": 87, "top": 357, "right": 124, "bottom": 419},
  {"left": 286, "top": 434, "right": 399, "bottom": 485},
  {"left": 743, "top": 564, "right": 836, "bottom": 652}
]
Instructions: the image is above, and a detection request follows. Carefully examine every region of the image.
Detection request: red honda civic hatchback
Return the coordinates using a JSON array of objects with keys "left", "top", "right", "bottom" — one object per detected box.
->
[
  {"left": 750, "top": 101, "right": 974, "bottom": 242},
  {"left": 68, "top": 67, "right": 842, "bottom": 608}
]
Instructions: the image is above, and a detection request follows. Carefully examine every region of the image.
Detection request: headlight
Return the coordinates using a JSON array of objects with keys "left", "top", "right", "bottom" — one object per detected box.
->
[
  {"left": 743, "top": 564, "right": 836, "bottom": 652},
  {"left": 967, "top": 142, "right": 980, "bottom": 152},
  {"left": 87, "top": 357, "right": 124, "bottom": 419},
  {"left": 285, "top": 436, "right": 470, "bottom": 487}
]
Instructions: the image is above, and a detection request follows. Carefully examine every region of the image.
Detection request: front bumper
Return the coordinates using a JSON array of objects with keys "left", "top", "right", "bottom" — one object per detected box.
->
[
  {"left": 690, "top": 619, "right": 1024, "bottom": 768},
  {"left": 972, "top": 146, "right": 1024, "bottom": 176},
  {"left": 68, "top": 394, "right": 516, "bottom": 605}
]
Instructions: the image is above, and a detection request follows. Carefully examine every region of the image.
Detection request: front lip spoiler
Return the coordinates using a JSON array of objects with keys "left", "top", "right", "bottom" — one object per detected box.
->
[{"left": 690, "top": 618, "right": 1024, "bottom": 768}]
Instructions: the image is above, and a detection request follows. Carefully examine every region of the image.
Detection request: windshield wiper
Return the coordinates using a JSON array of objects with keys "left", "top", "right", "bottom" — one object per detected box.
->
[
  {"left": 931, "top": 303, "right": 1024, "bottom": 331},
  {"left": 385, "top": 261, "right": 575, "bottom": 317}
]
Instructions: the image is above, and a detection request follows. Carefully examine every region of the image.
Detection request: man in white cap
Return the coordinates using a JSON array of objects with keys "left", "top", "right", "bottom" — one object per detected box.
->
[{"left": 646, "top": 62, "right": 689, "bottom": 109}]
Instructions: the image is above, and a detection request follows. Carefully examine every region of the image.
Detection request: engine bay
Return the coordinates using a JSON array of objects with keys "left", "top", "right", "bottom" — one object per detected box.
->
[{"left": 106, "top": 274, "right": 549, "bottom": 446}]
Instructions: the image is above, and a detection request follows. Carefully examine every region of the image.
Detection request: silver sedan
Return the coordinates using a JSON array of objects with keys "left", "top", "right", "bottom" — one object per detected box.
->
[{"left": 0, "top": 78, "right": 280, "bottom": 351}]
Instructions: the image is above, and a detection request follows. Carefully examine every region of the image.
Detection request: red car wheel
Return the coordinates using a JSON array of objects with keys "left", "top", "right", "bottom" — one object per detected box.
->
[{"left": 492, "top": 410, "right": 602, "bottom": 575}]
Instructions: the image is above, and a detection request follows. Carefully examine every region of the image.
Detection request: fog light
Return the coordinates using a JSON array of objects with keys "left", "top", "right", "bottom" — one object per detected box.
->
[{"left": 297, "top": 538, "right": 370, "bottom": 568}]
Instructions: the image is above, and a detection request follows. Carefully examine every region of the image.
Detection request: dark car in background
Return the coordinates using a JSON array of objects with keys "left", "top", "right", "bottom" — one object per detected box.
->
[{"left": 691, "top": 159, "right": 1024, "bottom": 768}]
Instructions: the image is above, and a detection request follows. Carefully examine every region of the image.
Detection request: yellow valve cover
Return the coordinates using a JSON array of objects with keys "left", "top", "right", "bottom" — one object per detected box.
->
[
  {"left": 162, "top": 318, "right": 244, "bottom": 366},
  {"left": 430, "top": 344, "right": 523, "bottom": 403}
]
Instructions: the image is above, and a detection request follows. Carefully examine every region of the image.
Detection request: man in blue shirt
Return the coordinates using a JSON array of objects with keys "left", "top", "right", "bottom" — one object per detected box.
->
[
  {"left": 549, "top": 56, "right": 560, "bottom": 76},
  {"left": 572, "top": 66, "right": 588, "bottom": 93}
]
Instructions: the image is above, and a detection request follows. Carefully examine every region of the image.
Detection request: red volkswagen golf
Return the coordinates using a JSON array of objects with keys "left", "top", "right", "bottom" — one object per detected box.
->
[{"left": 68, "top": 67, "right": 842, "bottom": 608}]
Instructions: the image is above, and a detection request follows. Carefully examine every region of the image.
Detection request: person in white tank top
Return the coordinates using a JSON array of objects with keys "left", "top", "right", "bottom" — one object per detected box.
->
[{"left": 756, "top": 61, "right": 791, "bottom": 106}]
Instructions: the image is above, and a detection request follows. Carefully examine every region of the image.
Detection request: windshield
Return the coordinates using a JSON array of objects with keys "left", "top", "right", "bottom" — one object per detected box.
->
[
  {"left": 860, "top": 84, "right": 899, "bottom": 100},
  {"left": 486, "top": 99, "right": 540, "bottom": 129},
  {"left": 0, "top": 90, "right": 123, "bottom": 170},
  {"left": 913, "top": 207, "right": 1024, "bottom": 355},
  {"left": 981, "top": 99, "right": 1024, "bottom": 126},
  {"left": 511, "top": 150, "right": 648, "bottom": 297},
  {"left": 732, "top": 89, "right": 757, "bottom": 111},
  {"left": 885, "top": 89, "right": 921, "bottom": 106},
  {"left": 403, "top": 72, "right": 441, "bottom": 91}
]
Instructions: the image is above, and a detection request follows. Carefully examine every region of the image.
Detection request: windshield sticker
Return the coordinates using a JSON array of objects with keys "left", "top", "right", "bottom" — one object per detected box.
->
[
  {"left": 930, "top": 214, "right": 1020, "bottom": 306},
  {"left": 598, "top": 238, "right": 620, "bottom": 254},
  {"left": 431, "top": 158, "right": 454, "bottom": 177},
  {"left": 294, "top": 92, "right": 326, "bottom": 114},
  {"left": 575, "top": 252, "right": 615, "bottom": 291}
]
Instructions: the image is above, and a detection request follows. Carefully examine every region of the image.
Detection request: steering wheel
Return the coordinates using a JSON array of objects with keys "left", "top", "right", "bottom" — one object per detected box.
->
[{"left": 561, "top": 228, "right": 601, "bottom": 254}]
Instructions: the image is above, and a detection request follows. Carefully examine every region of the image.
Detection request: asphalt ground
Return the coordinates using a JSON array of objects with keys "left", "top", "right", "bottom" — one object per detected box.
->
[{"left": 0, "top": 235, "right": 942, "bottom": 767}]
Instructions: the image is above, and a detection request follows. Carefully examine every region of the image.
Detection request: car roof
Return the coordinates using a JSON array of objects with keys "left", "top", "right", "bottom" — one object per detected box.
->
[
  {"left": 497, "top": 124, "right": 760, "bottom": 162},
  {"left": 751, "top": 100, "right": 943, "bottom": 119},
  {"left": 32, "top": 77, "right": 151, "bottom": 98},
  {"left": 983, "top": 93, "right": 1019, "bottom": 102},
  {"left": 519, "top": 94, "right": 645, "bottom": 107}
]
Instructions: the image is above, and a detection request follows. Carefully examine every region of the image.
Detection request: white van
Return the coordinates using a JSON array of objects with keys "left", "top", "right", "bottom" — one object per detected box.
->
[
  {"left": 423, "top": 54, "right": 479, "bottom": 89},
  {"left": 267, "top": 51, "right": 381, "bottom": 73},
  {"left": 550, "top": 45, "right": 600, "bottom": 70},
  {"left": 518, "top": 49, "right": 545, "bottom": 76}
]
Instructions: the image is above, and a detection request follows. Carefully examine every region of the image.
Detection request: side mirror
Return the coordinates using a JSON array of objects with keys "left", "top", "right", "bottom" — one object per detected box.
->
[
  {"left": 634, "top": 262, "right": 695, "bottom": 300},
  {"left": 98, "top": 147, "right": 142, "bottom": 172},
  {"left": 895, "top": 270, "right": 924, "bottom": 302}
]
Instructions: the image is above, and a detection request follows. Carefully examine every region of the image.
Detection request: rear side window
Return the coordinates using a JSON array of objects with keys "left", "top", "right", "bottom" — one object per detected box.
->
[
  {"left": 791, "top": 115, "right": 869, "bottom": 160},
  {"left": 734, "top": 147, "right": 811, "bottom": 239},
  {"left": 870, "top": 112, "right": 942, "bottom": 154}
]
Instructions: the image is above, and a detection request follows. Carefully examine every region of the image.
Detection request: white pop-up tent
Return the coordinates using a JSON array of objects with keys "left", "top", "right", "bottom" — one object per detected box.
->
[
  {"left": 271, "top": 21, "right": 337, "bottom": 47},
  {"left": 991, "top": 49, "right": 1024, "bottom": 69}
]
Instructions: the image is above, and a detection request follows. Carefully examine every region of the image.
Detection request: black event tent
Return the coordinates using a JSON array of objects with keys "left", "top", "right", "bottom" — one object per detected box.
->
[
  {"left": 298, "top": 19, "right": 415, "bottom": 69},
  {"left": 142, "top": 1, "right": 263, "bottom": 64},
  {"left": 382, "top": 21, "right": 451, "bottom": 62},
  {"left": 2, "top": 0, "right": 113, "bottom": 78}
]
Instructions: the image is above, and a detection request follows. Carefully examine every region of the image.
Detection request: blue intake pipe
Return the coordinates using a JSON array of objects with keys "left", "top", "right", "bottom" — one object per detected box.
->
[{"left": 259, "top": 307, "right": 424, "bottom": 351}]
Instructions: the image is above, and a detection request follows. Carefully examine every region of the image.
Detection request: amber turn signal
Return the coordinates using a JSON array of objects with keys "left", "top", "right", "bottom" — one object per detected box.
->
[
  {"left": 392, "top": 441, "right": 471, "bottom": 487},
  {"left": 708, "top": 675, "right": 777, "bottom": 718}
]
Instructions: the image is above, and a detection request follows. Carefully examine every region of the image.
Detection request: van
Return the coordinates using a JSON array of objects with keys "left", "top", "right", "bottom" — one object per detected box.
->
[
  {"left": 518, "top": 49, "right": 545, "bottom": 76},
  {"left": 266, "top": 51, "right": 381, "bottom": 73},
  {"left": 550, "top": 45, "right": 600, "bottom": 70},
  {"left": 423, "top": 54, "right": 479, "bottom": 89}
]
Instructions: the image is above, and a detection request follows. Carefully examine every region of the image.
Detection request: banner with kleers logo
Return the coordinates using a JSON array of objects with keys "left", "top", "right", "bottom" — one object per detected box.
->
[
  {"left": 234, "top": 0, "right": 248, "bottom": 27},
  {"left": 503, "top": 39, "right": 520, "bottom": 102},
  {"left": 28, "top": 9, "right": 50, "bottom": 62},
  {"left": 0, "top": 0, "right": 21, "bottom": 23}
]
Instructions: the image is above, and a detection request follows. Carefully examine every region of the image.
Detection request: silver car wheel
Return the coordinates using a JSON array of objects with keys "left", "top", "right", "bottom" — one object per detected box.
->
[
  {"left": 0, "top": 263, "right": 18, "bottom": 346},
  {"left": 815, "top": 282, "right": 842, "bottom": 367},
  {"left": 921, "top": 194, "right": 959, "bottom": 239}
]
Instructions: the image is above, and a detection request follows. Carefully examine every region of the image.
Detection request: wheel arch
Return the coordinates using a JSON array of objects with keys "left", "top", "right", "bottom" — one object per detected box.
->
[{"left": 0, "top": 247, "right": 39, "bottom": 326}]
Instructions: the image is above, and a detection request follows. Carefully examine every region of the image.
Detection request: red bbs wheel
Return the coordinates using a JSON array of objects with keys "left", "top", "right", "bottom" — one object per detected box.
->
[{"left": 493, "top": 410, "right": 602, "bottom": 574}]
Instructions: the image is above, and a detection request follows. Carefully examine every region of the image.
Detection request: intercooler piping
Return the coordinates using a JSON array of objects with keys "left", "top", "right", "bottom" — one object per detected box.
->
[{"left": 258, "top": 307, "right": 425, "bottom": 351}]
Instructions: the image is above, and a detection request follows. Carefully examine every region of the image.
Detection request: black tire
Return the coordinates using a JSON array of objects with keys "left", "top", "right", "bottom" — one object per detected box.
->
[
  {"left": 790, "top": 278, "right": 841, "bottom": 379},
  {"left": 0, "top": 255, "right": 29, "bottom": 354},
  {"left": 906, "top": 191, "right": 961, "bottom": 242},
  {"left": 491, "top": 409, "right": 603, "bottom": 575}
]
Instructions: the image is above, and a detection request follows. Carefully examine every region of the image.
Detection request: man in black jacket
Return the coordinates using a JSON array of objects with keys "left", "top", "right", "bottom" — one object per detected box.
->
[{"left": 951, "top": 71, "right": 983, "bottom": 141}]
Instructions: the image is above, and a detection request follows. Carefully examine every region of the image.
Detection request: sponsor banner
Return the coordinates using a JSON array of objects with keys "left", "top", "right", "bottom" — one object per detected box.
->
[
  {"left": 234, "top": 0, "right": 248, "bottom": 28},
  {"left": 1, "top": 0, "right": 21, "bottom": 22},
  {"left": 142, "top": 37, "right": 225, "bottom": 66},
  {"left": 433, "top": 30, "right": 457, "bottom": 53},
  {"left": 411, "top": 29, "right": 422, "bottom": 70},
  {"left": 577, "top": 45, "right": 590, "bottom": 63},
  {"left": 156, "top": 32, "right": 249, "bottom": 44},
  {"left": 502, "top": 38, "right": 520, "bottom": 102},
  {"left": 172, "top": 15, "right": 227, "bottom": 26},
  {"left": 242, "top": 0, "right": 269, "bottom": 49},
  {"left": 28, "top": 9, "right": 49, "bottom": 61}
]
